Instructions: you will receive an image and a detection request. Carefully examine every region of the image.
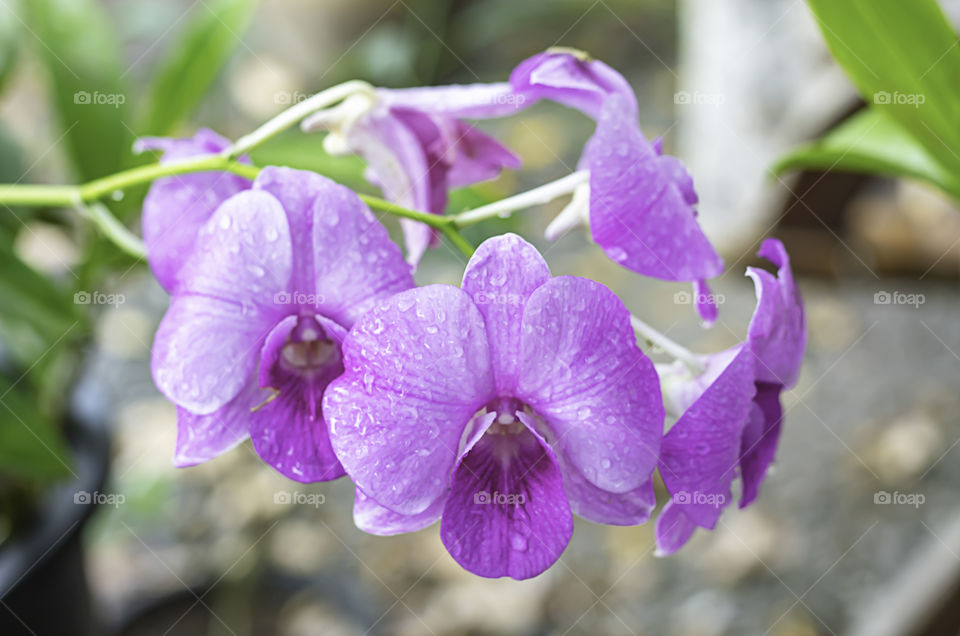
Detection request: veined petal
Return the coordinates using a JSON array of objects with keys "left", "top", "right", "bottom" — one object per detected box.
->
[
  {"left": 658, "top": 345, "right": 755, "bottom": 530},
  {"left": 746, "top": 238, "right": 806, "bottom": 388},
  {"left": 377, "top": 83, "right": 529, "bottom": 119},
  {"left": 354, "top": 488, "right": 444, "bottom": 536},
  {"left": 586, "top": 95, "right": 723, "bottom": 282},
  {"left": 440, "top": 425, "right": 572, "bottom": 580},
  {"left": 517, "top": 276, "right": 663, "bottom": 493},
  {"left": 252, "top": 167, "right": 415, "bottom": 325},
  {"left": 446, "top": 121, "right": 522, "bottom": 188},
  {"left": 350, "top": 108, "right": 431, "bottom": 210},
  {"left": 693, "top": 279, "right": 719, "bottom": 326},
  {"left": 172, "top": 375, "right": 267, "bottom": 467},
  {"left": 343, "top": 109, "right": 435, "bottom": 265},
  {"left": 151, "top": 190, "right": 291, "bottom": 414},
  {"left": 540, "top": 419, "right": 655, "bottom": 526},
  {"left": 739, "top": 382, "right": 784, "bottom": 507},
  {"left": 251, "top": 315, "right": 347, "bottom": 483},
  {"left": 461, "top": 234, "right": 551, "bottom": 394},
  {"left": 139, "top": 129, "right": 251, "bottom": 292},
  {"left": 510, "top": 50, "right": 637, "bottom": 120},
  {"left": 654, "top": 501, "right": 699, "bottom": 556},
  {"left": 323, "top": 285, "right": 495, "bottom": 515}
]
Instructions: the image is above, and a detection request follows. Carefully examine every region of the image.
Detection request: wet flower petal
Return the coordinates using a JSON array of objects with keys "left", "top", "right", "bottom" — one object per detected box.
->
[
  {"left": 738, "top": 382, "right": 784, "bottom": 508},
  {"left": 510, "top": 49, "right": 637, "bottom": 119},
  {"left": 517, "top": 276, "right": 663, "bottom": 493},
  {"left": 585, "top": 95, "right": 723, "bottom": 281},
  {"left": 460, "top": 234, "right": 551, "bottom": 394},
  {"left": 440, "top": 423, "right": 572, "bottom": 580},
  {"left": 354, "top": 488, "right": 444, "bottom": 535},
  {"left": 150, "top": 189, "right": 291, "bottom": 414},
  {"left": 746, "top": 238, "right": 806, "bottom": 388},
  {"left": 137, "top": 129, "right": 251, "bottom": 292},
  {"left": 656, "top": 345, "right": 756, "bottom": 553},
  {"left": 323, "top": 285, "right": 495, "bottom": 515}
]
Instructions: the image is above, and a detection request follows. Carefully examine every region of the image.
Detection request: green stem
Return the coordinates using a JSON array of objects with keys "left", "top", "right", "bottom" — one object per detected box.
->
[
  {"left": 0, "top": 155, "right": 478, "bottom": 257},
  {"left": 439, "top": 224, "right": 475, "bottom": 258}
]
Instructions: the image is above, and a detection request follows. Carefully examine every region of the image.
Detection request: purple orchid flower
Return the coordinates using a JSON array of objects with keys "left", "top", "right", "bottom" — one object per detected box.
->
[
  {"left": 654, "top": 238, "right": 805, "bottom": 554},
  {"left": 150, "top": 167, "right": 414, "bottom": 482},
  {"left": 510, "top": 50, "right": 724, "bottom": 323},
  {"left": 135, "top": 129, "right": 252, "bottom": 293},
  {"left": 302, "top": 86, "right": 523, "bottom": 266},
  {"left": 323, "top": 234, "right": 664, "bottom": 579}
]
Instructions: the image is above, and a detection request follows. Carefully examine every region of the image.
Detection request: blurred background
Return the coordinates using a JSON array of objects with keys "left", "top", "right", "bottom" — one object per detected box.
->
[{"left": 1, "top": 0, "right": 959, "bottom": 634}]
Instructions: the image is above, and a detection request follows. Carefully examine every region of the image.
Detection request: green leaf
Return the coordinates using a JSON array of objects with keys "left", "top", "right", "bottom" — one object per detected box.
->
[
  {"left": 140, "top": 0, "right": 259, "bottom": 135},
  {"left": 775, "top": 108, "right": 960, "bottom": 200},
  {"left": 27, "top": 0, "right": 132, "bottom": 180},
  {"left": 0, "top": 247, "right": 84, "bottom": 374},
  {"left": 805, "top": 0, "right": 960, "bottom": 175},
  {"left": 0, "top": 0, "right": 24, "bottom": 94},
  {"left": 0, "top": 375, "right": 72, "bottom": 482}
]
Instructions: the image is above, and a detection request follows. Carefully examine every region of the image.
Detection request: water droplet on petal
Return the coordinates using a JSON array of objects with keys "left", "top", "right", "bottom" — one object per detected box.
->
[{"left": 607, "top": 247, "right": 628, "bottom": 263}]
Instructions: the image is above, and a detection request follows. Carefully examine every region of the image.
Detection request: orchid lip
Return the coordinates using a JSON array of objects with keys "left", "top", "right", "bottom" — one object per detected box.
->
[{"left": 276, "top": 315, "right": 343, "bottom": 379}]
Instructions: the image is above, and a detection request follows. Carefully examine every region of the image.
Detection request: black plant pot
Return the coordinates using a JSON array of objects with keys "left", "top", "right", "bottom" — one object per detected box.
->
[{"left": 0, "top": 409, "right": 111, "bottom": 636}]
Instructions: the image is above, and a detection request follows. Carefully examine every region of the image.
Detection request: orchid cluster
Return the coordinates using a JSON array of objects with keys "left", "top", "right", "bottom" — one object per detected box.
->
[{"left": 143, "top": 49, "right": 805, "bottom": 579}]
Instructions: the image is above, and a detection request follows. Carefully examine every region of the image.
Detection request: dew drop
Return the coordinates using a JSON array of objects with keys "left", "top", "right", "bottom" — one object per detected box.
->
[
  {"left": 510, "top": 534, "right": 528, "bottom": 552},
  {"left": 607, "top": 247, "right": 628, "bottom": 263}
]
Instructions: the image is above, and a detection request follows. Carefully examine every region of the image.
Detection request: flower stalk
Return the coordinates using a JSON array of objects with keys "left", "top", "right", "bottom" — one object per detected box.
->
[
  {"left": 451, "top": 170, "right": 589, "bottom": 228},
  {"left": 630, "top": 315, "right": 704, "bottom": 374},
  {"left": 224, "top": 80, "right": 374, "bottom": 160}
]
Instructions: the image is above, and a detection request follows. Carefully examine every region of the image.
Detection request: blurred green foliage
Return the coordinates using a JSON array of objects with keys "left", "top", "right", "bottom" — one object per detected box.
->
[{"left": 778, "top": 0, "right": 960, "bottom": 201}]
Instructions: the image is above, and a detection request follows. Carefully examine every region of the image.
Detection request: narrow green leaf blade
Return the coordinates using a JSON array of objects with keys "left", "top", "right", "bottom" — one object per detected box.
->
[
  {"left": 775, "top": 109, "right": 960, "bottom": 200},
  {"left": 805, "top": 0, "right": 960, "bottom": 174},
  {"left": 140, "top": 0, "right": 259, "bottom": 135},
  {"left": 27, "top": 0, "right": 133, "bottom": 180},
  {"left": 0, "top": 0, "right": 24, "bottom": 94}
]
